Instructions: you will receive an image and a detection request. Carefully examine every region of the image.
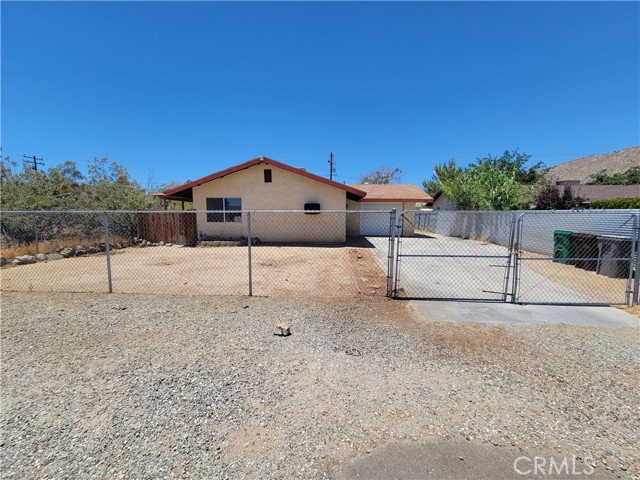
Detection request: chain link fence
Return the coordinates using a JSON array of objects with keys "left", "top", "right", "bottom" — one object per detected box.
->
[
  {"left": 396, "top": 211, "right": 516, "bottom": 301},
  {"left": 402, "top": 209, "right": 640, "bottom": 305},
  {"left": 514, "top": 211, "right": 638, "bottom": 305},
  {"left": 3, "top": 209, "right": 639, "bottom": 305},
  {"left": 0, "top": 210, "right": 394, "bottom": 297}
]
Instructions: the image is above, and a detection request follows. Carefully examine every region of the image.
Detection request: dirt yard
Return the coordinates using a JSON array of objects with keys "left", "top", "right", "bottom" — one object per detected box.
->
[
  {"left": 0, "top": 245, "right": 387, "bottom": 297},
  {"left": 1, "top": 292, "right": 638, "bottom": 479},
  {"left": 519, "top": 251, "right": 630, "bottom": 304}
]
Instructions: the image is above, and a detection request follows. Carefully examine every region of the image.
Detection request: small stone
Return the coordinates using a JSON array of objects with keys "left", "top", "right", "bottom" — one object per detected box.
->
[
  {"left": 274, "top": 323, "right": 291, "bottom": 336},
  {"left": 159, "top": 241, "right": 165, "bottom": 246},
  {"left": 12, "top": 255, "right": 37, "bottom": 265},
  {"left": 166, "top": 243, "right": 173, "bottom": 247},
  {"left": 35, "top": 253, "right": 47, "bottom": 262},
  {"left": 59, "top": 246, "right": 75, "bottom": 258},
  {"left": 0, "top": 256, "right": 9, "bottom": 266}
]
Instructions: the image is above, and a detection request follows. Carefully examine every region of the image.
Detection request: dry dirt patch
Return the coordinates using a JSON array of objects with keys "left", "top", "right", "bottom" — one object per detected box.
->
[
  {"left": 520, "top": 251, "right": 628, "bottom": 304},
  {"left": 0, "top": 245, "right": 387, "bottom": 297}
]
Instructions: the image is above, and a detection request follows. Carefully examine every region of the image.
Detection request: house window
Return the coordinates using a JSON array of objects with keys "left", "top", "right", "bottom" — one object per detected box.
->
[
  {"left": 206, "top": 197, "right": 242, "bottom": 223},
  {"left": 264, "top": 169, "right": 272, "bottom": 183}
]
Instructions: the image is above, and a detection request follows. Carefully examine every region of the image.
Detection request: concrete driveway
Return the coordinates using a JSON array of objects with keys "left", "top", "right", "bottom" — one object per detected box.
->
[
  {"left": 366, "top": 234, "right": 629, "bottom": 305},
  {"left": 364, "top": 235, "right": 638, "bottom": 327},
  {"left": 410, "top": 301, "right": 639, "bottom": 328}
]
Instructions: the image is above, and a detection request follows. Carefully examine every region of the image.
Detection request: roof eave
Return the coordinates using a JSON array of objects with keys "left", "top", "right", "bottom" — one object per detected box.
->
[
  {"left": 161, "top": 156, "right": 366, "bottom": 199},
  {"left": 359, "top": 198, "right": 433, "bottom": 203}
]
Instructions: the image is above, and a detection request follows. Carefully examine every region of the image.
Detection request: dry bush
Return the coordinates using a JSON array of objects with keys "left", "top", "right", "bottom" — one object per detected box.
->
[{"left": 0, "top": 236, "right": 129, "bottom": 261}]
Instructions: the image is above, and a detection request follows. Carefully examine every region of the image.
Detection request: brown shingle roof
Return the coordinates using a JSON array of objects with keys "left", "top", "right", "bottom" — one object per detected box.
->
[
  {"left": 348, "top": 184, "right": 433, "bottom": 204},
  {"left": 571, "top": 184, "right": 640, "bottom": 202}
]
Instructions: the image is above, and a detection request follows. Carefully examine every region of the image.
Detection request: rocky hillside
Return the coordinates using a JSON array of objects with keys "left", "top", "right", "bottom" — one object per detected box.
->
[{"left": 545, "top": 146, "right": 640, "bottom": 184}]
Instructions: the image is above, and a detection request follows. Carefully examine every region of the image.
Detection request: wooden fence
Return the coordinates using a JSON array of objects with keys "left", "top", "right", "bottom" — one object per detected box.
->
[{"left": 137, "top": 212, "right": 198, "bottom": 245}]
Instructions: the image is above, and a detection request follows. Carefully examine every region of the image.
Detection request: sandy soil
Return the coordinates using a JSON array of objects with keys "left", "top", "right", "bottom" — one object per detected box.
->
[
  {"left": 0, "top": 245, "right": 387, "bottom": 298},
  {"left": 519, "top": 251, "right": 630, "bottom": 304}
]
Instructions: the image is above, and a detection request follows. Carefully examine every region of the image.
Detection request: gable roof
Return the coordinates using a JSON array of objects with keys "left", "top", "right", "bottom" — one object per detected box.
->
[
  {"left": 349, "top": 184, "right": 433, "bottom": 204},
  {"left": 154, "top": 156, "right": 367, "bottom": 201}
]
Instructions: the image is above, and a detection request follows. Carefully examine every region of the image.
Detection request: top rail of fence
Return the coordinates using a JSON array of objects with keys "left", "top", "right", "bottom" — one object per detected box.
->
[{"left": 1, "top": 209, "right": 396, "bottom": 214}]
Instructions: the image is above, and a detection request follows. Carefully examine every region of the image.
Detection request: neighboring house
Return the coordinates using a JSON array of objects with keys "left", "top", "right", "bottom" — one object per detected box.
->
[
  {"left": 432, "top": 192, "right": 457, "bottom": 210},
  {"left": 154, "top": 156, "right": 433, "bottom": 242},
  {"left": 566, "top": 184, "right": 640, "bottom": 205}
]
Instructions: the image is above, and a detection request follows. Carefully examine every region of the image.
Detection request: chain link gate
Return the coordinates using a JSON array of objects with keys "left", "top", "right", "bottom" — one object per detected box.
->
[
  {"left": 392, "top": 211, "right": 517, "bottom": 301},
  {"left": 512, "top": 211, "right": 639, "bottom": 305},
  {"left": 390, "top": 209, "right": 640, "bottom": 306}
]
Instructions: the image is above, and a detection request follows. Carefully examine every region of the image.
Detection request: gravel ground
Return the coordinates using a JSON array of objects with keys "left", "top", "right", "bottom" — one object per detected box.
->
[{"left": 1, "top": 292, "right": 639, "bottom": 479}]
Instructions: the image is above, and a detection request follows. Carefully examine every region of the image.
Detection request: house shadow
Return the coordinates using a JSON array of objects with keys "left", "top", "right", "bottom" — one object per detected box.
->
[{"left": 413, "top": 232, "right": 436, "bottom": 239}]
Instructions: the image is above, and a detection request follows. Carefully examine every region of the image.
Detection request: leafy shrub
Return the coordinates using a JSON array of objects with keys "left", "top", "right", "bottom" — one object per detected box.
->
[{"left": 589, "top": 197, "right": 640, "bottom": 209}]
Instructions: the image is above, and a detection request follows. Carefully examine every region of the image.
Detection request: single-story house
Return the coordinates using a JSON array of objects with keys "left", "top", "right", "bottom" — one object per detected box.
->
[
  {"left": 346, "top": 183, "right": 432, "bottom": 236},
  {"left": 566, "top": 184, "right": 640, "bottom": 205},
  {"left": 154, "top": 156, "right": 432, "bottom": 243},
  {"left": 431, "top": 191, "right": 457, "bottom": 210}
]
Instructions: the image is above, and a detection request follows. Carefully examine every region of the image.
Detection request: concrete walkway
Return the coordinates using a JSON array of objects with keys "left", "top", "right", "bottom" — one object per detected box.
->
[{"left": 410, "top": 300, "right": 639, "bottom": 328}]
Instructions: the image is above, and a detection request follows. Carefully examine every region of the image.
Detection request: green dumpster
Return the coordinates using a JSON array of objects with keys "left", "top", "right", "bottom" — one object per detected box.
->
[{"left": 553, "top": 229, "right": 574, "bottom": 264}]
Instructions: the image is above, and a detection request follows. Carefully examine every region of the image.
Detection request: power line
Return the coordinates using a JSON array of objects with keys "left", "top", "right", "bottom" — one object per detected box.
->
[{"left": 23, "top": 154, "right": 45, "bottom": 171}]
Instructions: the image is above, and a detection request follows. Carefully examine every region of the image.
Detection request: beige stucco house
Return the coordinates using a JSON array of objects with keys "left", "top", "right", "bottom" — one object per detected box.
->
[{"left": 155, "top": 156, "right": 432, "bottom": 243}]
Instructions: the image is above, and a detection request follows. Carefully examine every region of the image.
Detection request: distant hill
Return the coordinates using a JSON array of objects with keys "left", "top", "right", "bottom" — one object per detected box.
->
[{"left": 545, "top": 146, "right": 640, "bottom": 184}]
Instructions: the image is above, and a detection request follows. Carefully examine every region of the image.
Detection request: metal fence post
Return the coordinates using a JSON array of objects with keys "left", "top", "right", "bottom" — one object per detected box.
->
[
  {"left": 501, "top": 212, "right": 517, "bottom": 303},
  {"left": 247, "top": 211, "right": 253, "bottom": 296},
  {"left": 633, "top": 213, "right": 640, "bottom": 305},
  {"left": 33, "top": 213, "right": 40, "bottom": 254},
  {"left": 393, "top": 211, "right": 404, "bottom": 296},
  {"left": 510, "top": 213, "right": 525, "bottom": 303},
  {"left": 387, "top": 209, "right": 396, "bottom": 297},
  {"left": 103, "top": 212, "right": 113, "bottom": 293}
]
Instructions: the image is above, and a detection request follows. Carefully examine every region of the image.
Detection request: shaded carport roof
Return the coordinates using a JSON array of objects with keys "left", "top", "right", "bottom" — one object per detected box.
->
[{"left": 152, "top": 156, "right": 368, "bottom": 202}]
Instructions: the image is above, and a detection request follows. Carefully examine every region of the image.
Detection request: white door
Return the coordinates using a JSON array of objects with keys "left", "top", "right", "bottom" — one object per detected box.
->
[{"left": 359, "top": 203, "right": 403, "bottom": 236}]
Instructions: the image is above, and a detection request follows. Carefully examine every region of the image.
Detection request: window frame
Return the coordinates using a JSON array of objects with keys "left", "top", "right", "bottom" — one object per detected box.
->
[{"left": 206, "top": 197, "right": 242, "bottom": 223}]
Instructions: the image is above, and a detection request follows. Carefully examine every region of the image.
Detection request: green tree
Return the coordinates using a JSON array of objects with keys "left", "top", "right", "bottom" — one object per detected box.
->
[
  {"left": 423, "top": 149, "right": 544, "bottom": 210},
  {"left": 587, "top": 166, "right": 640, "bottom": 185},
  {"left": 422, "top": 159, "right": 460, "bottom": 197},
  {"left": 87, "top": 156, "right": 150, "bottom": 210}
]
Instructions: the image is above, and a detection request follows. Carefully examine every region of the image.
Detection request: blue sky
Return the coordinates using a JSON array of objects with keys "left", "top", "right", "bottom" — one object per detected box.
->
[{"left": 2, "top": 1, "right": 639, "bottom": 190}]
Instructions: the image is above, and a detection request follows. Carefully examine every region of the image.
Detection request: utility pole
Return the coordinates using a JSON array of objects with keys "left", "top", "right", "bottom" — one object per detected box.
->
[
  {"left": 329, "top": 152, "right": 335, "bottom": 180},
  {"left": 23, "top": 155, "right": 45, "bottom": 171}
]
